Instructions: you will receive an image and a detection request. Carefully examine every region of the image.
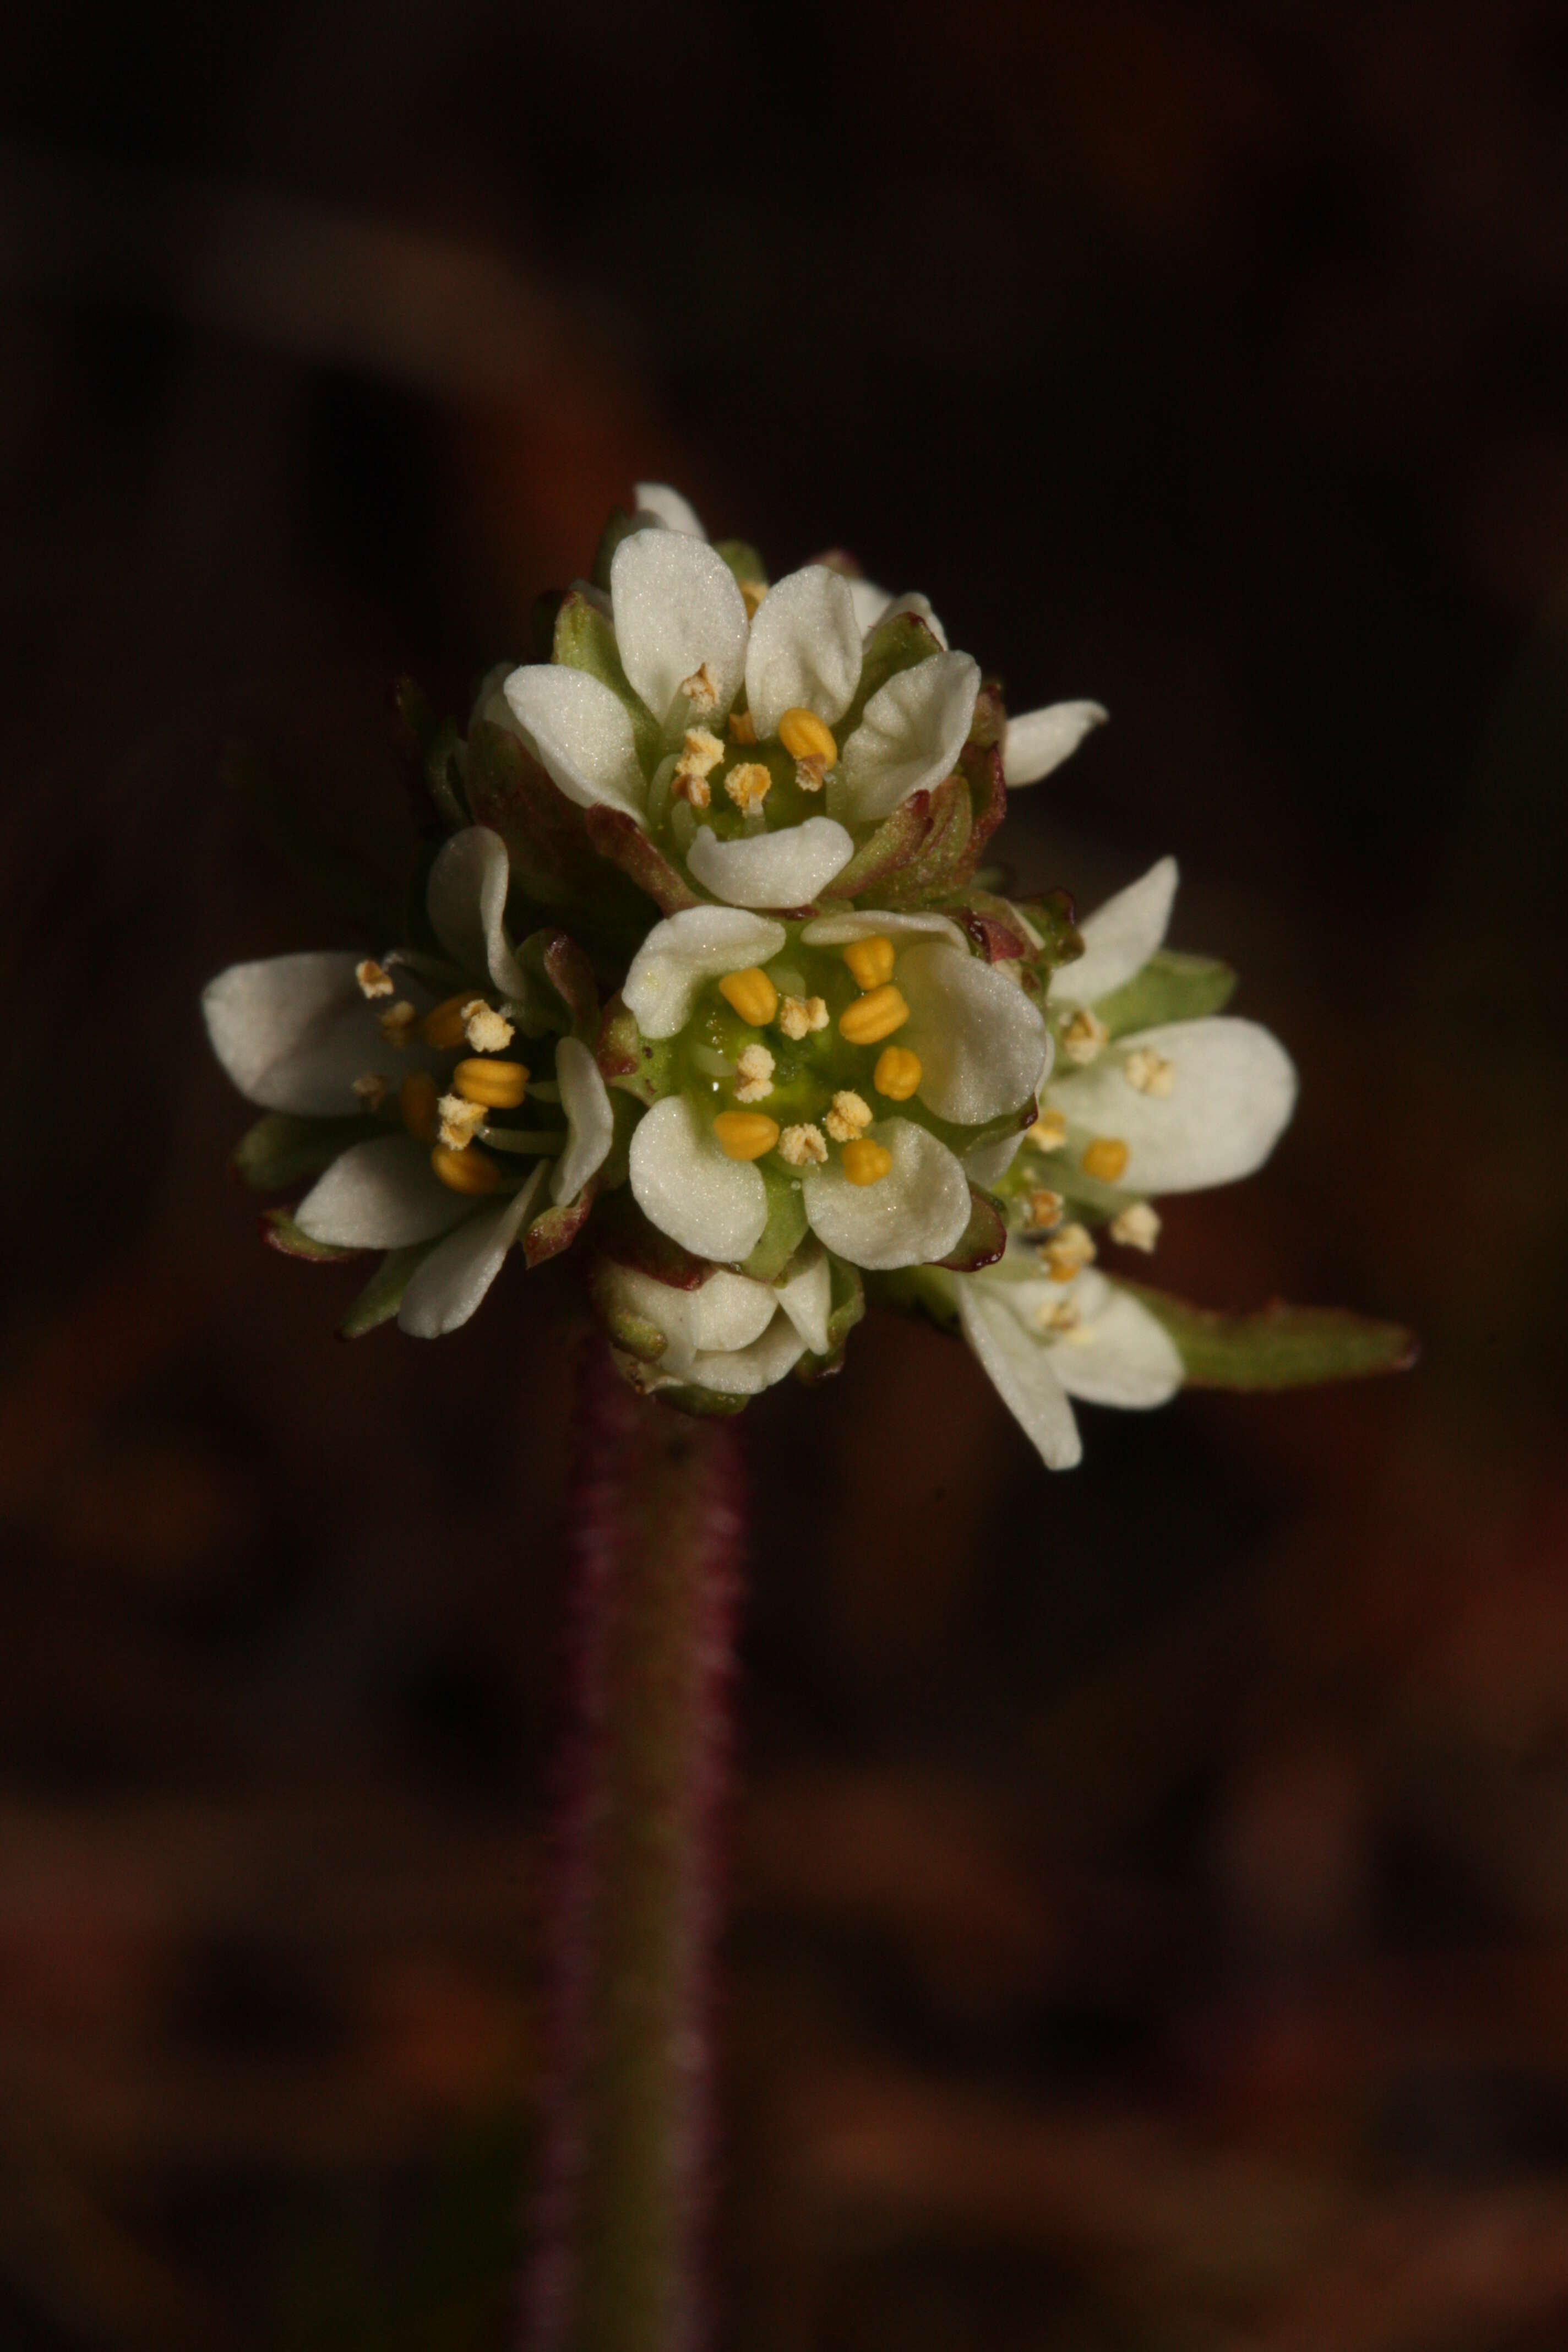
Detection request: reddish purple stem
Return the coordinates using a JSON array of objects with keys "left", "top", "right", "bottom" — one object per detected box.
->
[{"left": 522, "top": 1344, "right": 745, "bottom": 2352}]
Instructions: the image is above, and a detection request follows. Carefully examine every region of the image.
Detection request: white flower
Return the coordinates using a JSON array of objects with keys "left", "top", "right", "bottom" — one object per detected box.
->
[
  {"left": 501, "top": 500, "right": 981, "bottom": 913},
  {"left": 202, "top": 826, "right": 614, "bottom": 1336},
  {"left": 951, "top": 1246, "right": 1183, "bottom": 1470},
  {"left": 1001, "top": 700, "right": 1109, "bottom": 786},
  {"left": 601, "top": 1249, "right": 834, "bottom": 1398},
  {"left": 1030, "top": 857, "right": 1298, "bottom": 1201},
  {"left": 619, "top": 906, "right": 1050, "bottom": 1273}
]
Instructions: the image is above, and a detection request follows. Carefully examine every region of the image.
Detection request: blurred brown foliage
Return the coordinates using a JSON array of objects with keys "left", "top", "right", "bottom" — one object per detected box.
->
[{"left": 3, "top": 1, "right": 1568, "bottom": 2345}]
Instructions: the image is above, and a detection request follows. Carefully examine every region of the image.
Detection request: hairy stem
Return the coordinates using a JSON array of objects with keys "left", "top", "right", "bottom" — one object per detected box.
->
[{"left": 523, "top": 1347, "right": 745, "bottom": 2352}]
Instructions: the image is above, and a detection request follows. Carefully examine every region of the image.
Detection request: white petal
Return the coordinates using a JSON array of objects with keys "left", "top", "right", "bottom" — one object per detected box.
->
[
  {"left": 848, "top": 577, "right": 892, "bottom": 632},
  {"left": 629, "top": 1095, "right": 769, "bottom": 1262},
  {"left": 774, "top": 1248, "right": 832, "bottom": 1357},
  {"left": 623, "top": 906, "right": 787, "bottom": 1039},
  {"left": 690, "top": 1315, "right": 807, "bottom": 1396},
  {"left": 552, "top": 1036, "right": 615, "bottom": 1204},
  {"left": 965, "top": 1131, "right": 1026, "bottom": 1189},
  {"left": 801, "top": 908, "right": 968, "bottom": 952},
  {"left": 1003, "top": 700, "right": 1108, "bottom": 787},
  {"left": 833, "top": 650, "right": 981, "bottom": 824},
  {"left": 203, "top": 952, "right": 380, "bottom": 1114},
  {"left": 1047, "top": 1274, "right": 1183, "bottom": 1408},
  {"left": 502, "top": 665, "right": 647, "bottom": 820},
  {"left": 955, "top": 1279, "right": 1082, "bottom": 1470},
  {"left": 744, "top": 563, "right": 863, "bottom": 737},
  {"left": 397, "top": 1165, "right": 546, "bottom": 1337},
  {"left": 610, "top": 530, "right": 748, "bottom": 726},
  {"left": 685, "top": 816, "right": 854, "bottom": 909},
  {"left": 802, "top": 1118, "right": 970, "bottom": 1271},
  {"left": 295, "top": 1136, "right": 473, "bottom": 1248},
  {"left": 1051, "top": 857, "right": 1178, "bottom": 1006},
  {"left": 633, "top": 482, "right": 706, "bottom": 536},
  {"left": 1054, "top": 1017, "right": 1297, "bottom": 1193},
  {"left": 612, "top": 1265, "right": 777, "bottom": 1375},
  {"left": 425, "top": 826, "right": 528, "bottom": 997},
  {"left": 874, "top": 591, "right": 948, "bottom": 649},
  {"left": 897, "top": 940, "right": 1050, "bottom": 1125}
]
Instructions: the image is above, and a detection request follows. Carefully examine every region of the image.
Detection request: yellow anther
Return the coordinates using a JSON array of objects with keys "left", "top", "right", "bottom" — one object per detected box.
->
[
  {"left": 1043, "top": 1222, "right": 1097, "bottom": 1283},
  {"left": 379, "top": 1000, "right": 417, "bottom": 1048},
  {"left": 718, "top": 967, "right": 778, "bottom": 1026},
  {"left": 777, "top": 707, "right": 839, "bottom": 766},
  {"left": 1081, "top": 1136, "right": 1130, "bottom": 1184},
  {"left": 356, "top": 959, "right": 395, "bottom": 1000},
  {"left": 1109, "top": 1201, "right": 1161, "bottom": 1252},
  {"left": 1026, "top": 1188, "right": 1065, "bottom": 1231},
  {"left": 1124, "top": 1047, "right": 1174, "bottom": 1097},
  {"left": 838, "top": 984, "right": 910, "bottom": 1046},
  {"left": 725, "top": 760, "right": 771, "bottom": 813},
  {"left": 419, "top": 993, "right": 472, "bottom": 1051},
  {"left": 453, "top": 1057, "right": 529, "bottom": 1110},
  {"left": 825, "top": 1089, "right": 873, "bottom": 1143},
  {"left": 728, "top": 709, "right": 758, "bottom": 745},
  {"left": 431, "top": 1144, "right": 502, "bottom": 1196},
  {"left": 873, "top": 1045, "right": 922, "bottom": 1101},
  {"left": 1027, "top": 1108, "right": 1067, "bottom": 1150},
  {"left": 1061, "top": 1008, "right": 1109, "bottom": 1066},
  {"left": 842, "top": 934, "right": 896, "bottom": 989},
  {"left": 841, "top": 1138, "right": 893, "bottom": 1186},
  {"left": 712, "top": 1111, "right": 780, "bottom": 1162},
  {"left": 400, "top": 1071, "right": 439, "bottom": 1143},
  {"left": 673, "top": 726, "right": 725, "bottom": 811}
]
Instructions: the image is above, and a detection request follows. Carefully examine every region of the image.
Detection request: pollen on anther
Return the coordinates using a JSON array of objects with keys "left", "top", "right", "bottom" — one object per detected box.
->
[
  {"left": 356, "top": 959, "right": 395, "bottom": 1000},
  {"left": 674, "top": 727, "right": 725, "bottom": 810},
  {"left": 1026, "top": 1188, "right": 1064, "bottom": 1231},
  {"left": 824, "top": 1090, "right": 872, "bottom": 1143},
  {"left": 778, "top": 1122, "right": 827, "bottom": 1167},
  {"left": 437, "top": 1094, "right": 487, "bottom": 1151},
  {"left": 1043, "top": 1221, "right": 1097, "bottom": 1283},
  {"left": 725, "top": 761, "right": 771, "bottom": 813},
  {"left": 679, "top": 662, "right": 719, "bottom": 715},
  {"left": 462, "top": 1000, "right": 515, "bottom": 1052},
  {"left": 379, "top": 1000, "right": 418, "bottom": 1048},
  {"left": 1124, "top": 1047, "right": 1174, "bottom": 1097},
  {"left": 778, "top": 994, "right": 829, "bottom": 1039},
  {"left": 1027, "top": 1108, "right": 1067, "bottom": 1150},
  {"left": 352, "top": 1072, "right": 388, "bottom": 1111},
  {"left": 734, "top": 1043, "right": 776, "bottom": 1103},
  {"left": 794, "top": 756, "right": 826, "bottom": 793},
  {"left": 1033, "top": 1295, "right": 1080, "bottom": 1334},
  {"left": 1109, "top": 1201, "right": 1161, "bottom": 1253},
  {"left": 1061, "top": 1009, "right": 1109, "bottom": 1066}
]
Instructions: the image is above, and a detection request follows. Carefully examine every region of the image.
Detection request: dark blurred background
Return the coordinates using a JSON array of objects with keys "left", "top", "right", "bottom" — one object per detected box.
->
[{"left": 3, "top": 2, "right": 1568, "bottom": 2345}]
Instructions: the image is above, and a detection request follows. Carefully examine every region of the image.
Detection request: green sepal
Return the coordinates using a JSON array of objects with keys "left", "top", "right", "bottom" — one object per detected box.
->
[
  {"left": 591, "top": 1190, "right": 710, "bottom": 1288},
  {"left": 422, "top": 717, "right": 469, "bottom": 830},
  {"left": 714, "top": 540, "right": 767, "bottom": 597},
  {"left": 224, "top": 741, "right": 406, "bottom": 943},
  {"left": 738, "top": 1164, "right": 809, "bottom": 1283},
  {"left": 232, "top": 1112, "right": 369, "bottom": 1192},
  {"left": 825, "top": 1254, "right": 865, "bottom": 1352},
  {"left": 590, "top": 508, "right": 643, "bottom": 592},
  {"left": 582, "top": 807, "right": 701, "bottom": 916},
  {"left": 949, "top": 891, "right": 1041, "bottom": 965},
  {"left": 1125, "top": 1286, "right": 1417, "bottom": 1389},
  {"left": 1011, "top": 889, "right": 1085, "bottom": 985},
  {"left": 937, "top": 1187, "right": 1008, "bottom": 1273},
  {"left": 868, "top": 1263, "right": 960, "bottom": 1333},
  {"left": 462, "top": 718, "right": 635, "bottom": 930},
  {"left": 596, "top": 994, "right": 679, "bottom": 1107},
  {"left": 523, "top": 1177, "right": 598, "bottom": 1270},
  {"left": 656, "top": 1381, "right": 750, "bottom": 1420},
  {"left": 820, "top": 790, "right": 935, "bottom": 901},
  {"left": 552, "top": 591, "right": 660, "bottom": 771},
  {"left": 590, "top": 1262, "right": 669, "bottom": 1362},
  {"left": 391, "top": 675, "right": 439, "bottom": 760},
  {"left": 839, "top": 608, "right": 941, "bottom": 739},
  {"left": 339, "top": 1242, "right": 441, "bottom": 1336},
  {"left": 505, "top": 928, "right": 594, "bottom": 1037},
  {"left": 261, "top": 1208, "right": 362, "bottom": 1263},
  {"left": 875, "top": 770, "right": 973, "bottom": 908},
  {"left": 1093, "top": 949, "right": 1237, "bottom": 1036}
]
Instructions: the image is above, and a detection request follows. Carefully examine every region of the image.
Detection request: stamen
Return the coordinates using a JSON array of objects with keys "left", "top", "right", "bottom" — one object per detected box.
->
[
  {"left": 728, "top": 709, "right": 758, "bottom": 745},
  {"left": 1027, "top": 1108, "right": 1067, "bottom": 1150},
  {"left": 794, "top": 757, "right": 826, "bottom": 793},
  {"left": 1124, "top": 1047, "right": 1175, "bottom": 1097},
  {"left": 824, "top": 1089, "right": 873, "bottom": 1143},
  {"left": 1061, "top": 1009, "right": 1109, "bottom": 1066},
  {"left": 420, "top": 994, "right": 473, "bottom": 1052},
  {"left": 724, "top": 761, "right": 771, "bottom": 814},
  {"left": 841, "top": 1138, "right": 893, "bottom": 1186},
  {"left": 712, "top": 1111, "right": 780, "bottom": 1162},
  {"left": 400, "top": 1071, "right": 439, "bottom": 1142},
  {"left": 838, "top": 984, "right": 910, "bottom": 1046},
  {"left": 453, "top": 1057, "right": 530, "bottom": 1110},
  {"left": 679, "top": 662, "right": 718, "bottom": 715},
  {"left": 1080, "top": 1136, "right": 1130, "bottom": 1184},
  {"left": 778, "top": 994, "right": 829, "bottom": 1039},
  {"left": 673, "top": 726, "right": 725, "bottom": 811},
  {"left": 356, "top": 959, "right": 395, "bottom": 1000},
  {"left": 1109, "top": 1201, "right": 1161, "bottom": 1253},
  {"left": 1043, "top": 1222, "right": 1097, "bottom": 1283},
  {"left": 778, "top": 1123, "right": 827, "bottom": 1167},
  {"left": 462, "top": 1000, "right": 515, "bottom": 1052},
  {"left": 431, "top": 1144, "right": 500, "bottom": 1196},
  {"left": 379, "top": 1000, "right": 418, "bottom": 1048},
  {"left": 734, "top": 1043, "right": 776, "bottom": 1103},
  {"left": 718, "top": 967, "right": 778, "bottom": 1026},
  {"left": 437, "top": 1094, "right": 487, "bottom": 1151},
  {"left": 777, "top": 707, "right": 839, "bottom": 766},
  {"left": 352, "top": 1072, "right": 388, "bottom": 1112},
  {"left": 872, "top": 1045, "right": 922, "bottom": 1101},
  {"left": 842, "top": 934, "right": 895, "bottom": 990},
  {"left": 1033, "top": 1296, "right": 1081, "bottom": 1333},
  {"left": 1026, "top": 1188, "right": 1065, "bottom": 1231}
]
